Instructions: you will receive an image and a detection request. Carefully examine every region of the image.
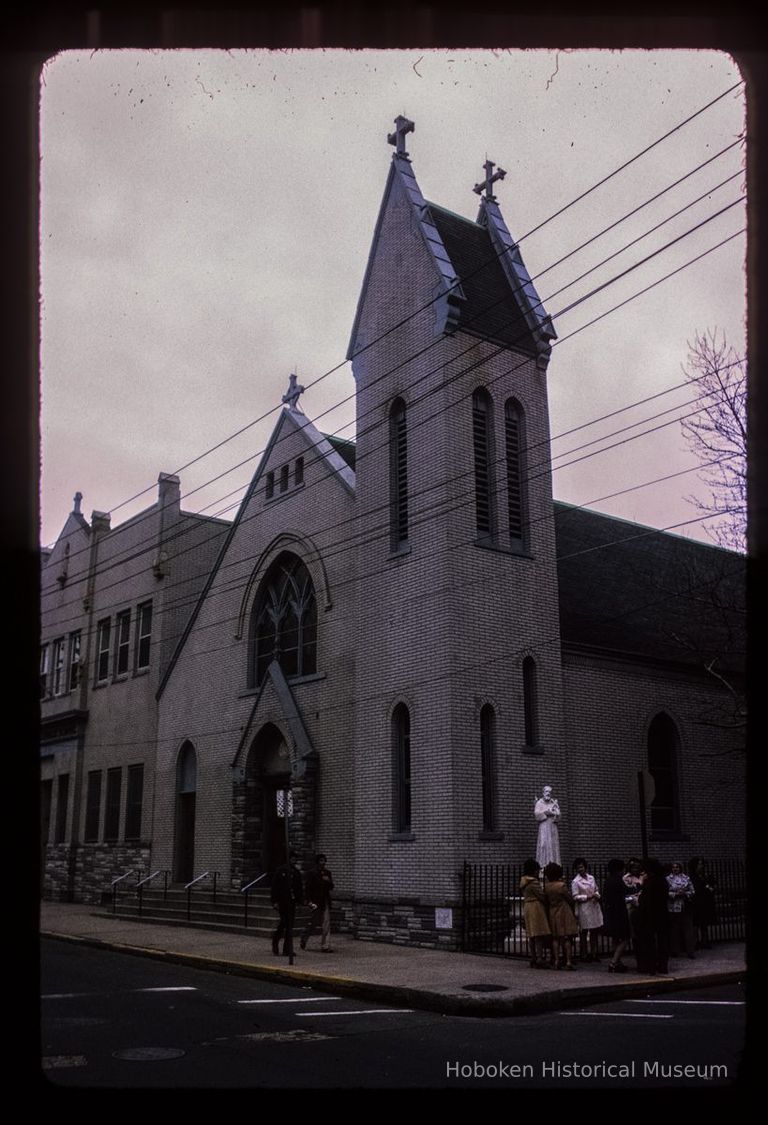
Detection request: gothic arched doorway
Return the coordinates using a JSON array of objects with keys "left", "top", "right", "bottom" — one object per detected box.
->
[
  {"left": 231, "top": 724, "right": 318, "bottom": 889},
  {"left": 174, "top": 741, "right": 197, "bottom": 883}
]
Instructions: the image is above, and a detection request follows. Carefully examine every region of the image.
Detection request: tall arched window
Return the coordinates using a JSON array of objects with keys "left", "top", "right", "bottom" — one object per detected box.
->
[
  {"left": 472, "top": 388, "right": 495, "bottom": 540},
  {"left": 648, "top": 712, "right": 681, "bottom": 834},
  {"left": 389, "top": 397, "right": 409, "bottom": 549},
  {"left": 480, "top": 704, "right": 497, "bottom": 832},
  {"left": 523, "top": 656, "right": 538, "bottom": 748},
  {"left": 249, "top": 553, "right": 317, "bottom": 687},
  {"left": 392, "top": 703, "right": 411, "bottom": 833},
  {"left": 174, "top": 741, "right": 197, "bottom": 883},
  {"left": 505, "top": 398, "right": 527, "bottom": 550}
]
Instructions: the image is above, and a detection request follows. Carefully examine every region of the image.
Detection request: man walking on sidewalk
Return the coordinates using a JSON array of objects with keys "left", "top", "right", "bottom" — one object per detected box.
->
[
  {"left": 300, "top": 853, "right": 335, "bottom": 952},
  {"left": 271, "top": 851, "right": 304, "bottom": 957}
]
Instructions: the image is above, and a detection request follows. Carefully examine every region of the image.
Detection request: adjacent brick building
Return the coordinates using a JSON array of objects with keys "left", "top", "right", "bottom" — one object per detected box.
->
[{"left": 41, "top": 120, "right": 745, "bottom": 944}]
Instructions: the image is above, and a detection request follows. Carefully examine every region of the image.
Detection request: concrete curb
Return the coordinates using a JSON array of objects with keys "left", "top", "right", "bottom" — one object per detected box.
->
[{"left": 41, "top": 930, "right": 746, "bottom": 1018}]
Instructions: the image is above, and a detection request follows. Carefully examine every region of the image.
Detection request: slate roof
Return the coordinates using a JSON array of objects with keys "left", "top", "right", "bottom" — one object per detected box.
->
[
  {"left": 324, "top": 434, "right": 357, "bottom": 470},
  {"left": 553, "top": 501, "right": 745, "bottom": 676},
  {"left": 427, "top": 203, "right": 537, "bottom": 351}
]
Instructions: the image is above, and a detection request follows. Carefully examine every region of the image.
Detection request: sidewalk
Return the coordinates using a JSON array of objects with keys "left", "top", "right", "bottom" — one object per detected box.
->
[{"left": 41, "top": 901, "right": 746, "bottom": 1017}]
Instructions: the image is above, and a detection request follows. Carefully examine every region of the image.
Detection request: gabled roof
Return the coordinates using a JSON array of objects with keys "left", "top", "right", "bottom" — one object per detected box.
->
[
  {"left": 347, "top": 156, "right": 465, "bottom": 362},
  {"left": 347, "top": 145, "right": 556, "bottom": 363},
  {"left": 553, "top": 501, "right": 745, "bottom": 675},
  {"left": 157, "top": 406, "right": 356, "bottom": 698}
]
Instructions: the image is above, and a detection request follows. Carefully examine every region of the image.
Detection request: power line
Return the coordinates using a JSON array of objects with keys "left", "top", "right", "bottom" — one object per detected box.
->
[
  {"left": 40, "top": 168, "right": 745, "bottom": 600},
  {"left": 41, "top": 224, "right": 745, "bottom": 629},
  {"left": 54, "top": 81, "right": 743, "bottom": 527}
]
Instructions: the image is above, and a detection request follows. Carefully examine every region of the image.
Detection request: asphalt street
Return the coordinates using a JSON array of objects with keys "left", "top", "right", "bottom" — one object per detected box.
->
[{"left": 40, "top": 939, "right": 746, "bottom": 1089}]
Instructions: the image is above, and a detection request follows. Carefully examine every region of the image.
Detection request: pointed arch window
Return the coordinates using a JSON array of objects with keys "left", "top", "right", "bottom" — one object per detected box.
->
[
  {"left": 480, "top": 704, "right": 497, "bottom": 832},
  {"left": 249, "top": 553, "right": 317, "bottom": 687},
  {"left": 648, "top": 712, "right": 681, "bottom": 834},
  {"left": 392, "top": 703, "right": 411, "bottom": 834},
  {"left": 390, "top": 398, "right": 409, "bottom": 549},
  {"left": 505, "top": 398, "right": 527, "bottom": 550},
  {"left": 523, "top": 656, "right": 539, "bottom": 749},
  {"left": 472, "top": 389, "right": 495, "bottom": 540}
]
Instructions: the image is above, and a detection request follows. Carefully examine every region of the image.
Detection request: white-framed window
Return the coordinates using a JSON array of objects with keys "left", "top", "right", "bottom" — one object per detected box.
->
[
  {"left": 68, "top": 631, "right": 81, "bottom": 691},
  {"left": 135, "top": 601, "right": 152, "bottom": 670},
  {"left": 52, "top": 638, "right": 65, "bottom": 696},
  {"left": 40, "top": 644, "right": 49, "bottom": 699},
  {"left": 96, "top": 619, "right": 111, "bottom": 683},
  {"left": 115, "top": 610, "right": 131, "bottom": 676}
]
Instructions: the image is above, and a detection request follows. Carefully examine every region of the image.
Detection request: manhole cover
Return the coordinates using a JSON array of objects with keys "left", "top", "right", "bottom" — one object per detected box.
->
[
  {"left": 461, "top": 983, "right": 509, "bottom": 993},
  {"left": 113, "top": 1047, "right": 186, "bottom": 1061}
]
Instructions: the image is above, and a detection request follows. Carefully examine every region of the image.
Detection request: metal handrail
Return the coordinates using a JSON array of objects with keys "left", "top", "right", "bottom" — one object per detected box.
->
[
  {"left": 242, "top": 872, "right": 269, "bottom": 929},
  {"left": 136, "top": 869, "right": 164, "bottom": 888},
  {"left": 184, "top": 870, "right": 219, "bottom": 920},
  {"left": 241, "top": 872, "right": 268, "bottom": 893},
  {"left": 136, "top": 869, "right": 169, "bottom": 917},
  {"left": 110, "top": 869, "right": 139, "bottom": 914},
  {"left": 111, "top": 869, "right": 137, "bottom": 887}
]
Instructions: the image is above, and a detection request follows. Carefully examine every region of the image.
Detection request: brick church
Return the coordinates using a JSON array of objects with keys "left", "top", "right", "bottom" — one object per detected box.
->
[{"left": 41, "top": 118, "right": 745, "bottom": 946}]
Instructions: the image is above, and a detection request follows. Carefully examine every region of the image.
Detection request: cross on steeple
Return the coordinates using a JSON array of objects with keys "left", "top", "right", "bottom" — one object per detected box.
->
[
  {"left": 73, "top": 491, "right": 83, "bottom": 514},
  {"left": 387, "top": 115, "right": 415, "bottom": 158},
  {"left": 282, "top": 372, "right": 305, "bottom": 411},
  {"left": 473, "top": 159, "right": 506, "bottom": 201}
]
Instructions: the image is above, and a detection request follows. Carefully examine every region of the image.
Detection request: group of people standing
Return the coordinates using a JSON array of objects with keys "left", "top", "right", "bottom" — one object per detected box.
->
[{"left": 520, "top": 855, "right": 716, "bottom": 975}]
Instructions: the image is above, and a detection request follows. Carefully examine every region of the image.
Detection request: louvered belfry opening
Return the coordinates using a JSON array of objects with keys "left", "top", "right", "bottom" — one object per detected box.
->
[
  {"left": 505, "top": 399, "right": 524, "bottom": 547},
  {"left": 472, "top": 389, "right": 494, "bottom": 539},
  {"left": 390, "top": 398, "right": 409, "bottom": 549}
]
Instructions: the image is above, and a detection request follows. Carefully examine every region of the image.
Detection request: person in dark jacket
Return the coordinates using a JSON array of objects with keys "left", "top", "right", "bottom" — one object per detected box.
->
[
  {"left": 271, "top": 851, "right": 304, "bottom": 956},
  {"left": 634, "top": 857, "right": 669, "bottom": 975},
  {"left": 300, "top": 853, "right": 335, "bottom": 952},
  {"left": 602, "top": 858, "right": 631, "bottom": 972}
]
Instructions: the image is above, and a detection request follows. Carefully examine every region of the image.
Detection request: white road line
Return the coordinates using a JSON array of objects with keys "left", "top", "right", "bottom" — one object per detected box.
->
[
  {"left": 238, "top": 997, "right": 336, "bottom": 1004},
  {"left": 626, "top": 999, "right": 744, "bottom": 1006},
  {"left": 296, "top": 1009, "right": 413, "bottom": 1017},
  {"left": 564, "top": 1011, "right": 673, "bottom": 1019},
  {"left": 42, "top": 993, "right": 90, "bottom": 999},
  {"left": 136, "top": 986, "right": 197, "bottom": 993}
]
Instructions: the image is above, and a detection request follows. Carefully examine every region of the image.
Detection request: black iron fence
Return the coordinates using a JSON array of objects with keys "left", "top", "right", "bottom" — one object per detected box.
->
[{"left": 461, "top": 859, "right": 746, "bottom": 957}]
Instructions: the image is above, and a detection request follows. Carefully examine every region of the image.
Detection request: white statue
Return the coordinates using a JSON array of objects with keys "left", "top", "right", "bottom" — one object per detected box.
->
[{"left": 534, "top": 785, "right": 561, "bottom": 867}]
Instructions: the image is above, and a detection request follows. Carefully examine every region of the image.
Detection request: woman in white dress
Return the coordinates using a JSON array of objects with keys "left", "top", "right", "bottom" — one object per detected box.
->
[{"left": 571, "top": 857, "right": 604, "bottom": 962}]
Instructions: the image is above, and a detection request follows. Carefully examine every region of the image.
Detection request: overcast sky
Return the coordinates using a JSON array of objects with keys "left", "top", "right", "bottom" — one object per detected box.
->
[{"left": 40, "top": 48, "right": 745, "bottom": 549}]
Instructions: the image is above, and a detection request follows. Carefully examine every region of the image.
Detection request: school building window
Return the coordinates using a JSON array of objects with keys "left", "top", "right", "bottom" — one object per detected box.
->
[
  {"left": 124, "top": 764, "right": 144, "bottom": 841},
  {"left": 96, "top": 619, "right": 111, "bottom": 682},
  {"left": 84, "top": 771, "right": 102, "bottom": 842},
  {"left": 115, "top": 611, "right": 131, "bottom": 676},
  {"left": 136, "top": 602, "right": 153, "bottom": 670}
]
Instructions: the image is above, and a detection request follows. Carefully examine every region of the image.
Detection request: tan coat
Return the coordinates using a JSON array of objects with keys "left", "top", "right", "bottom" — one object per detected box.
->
[
  {"left": 520, "top": 875, "right": 550, "bottom": 938},
  {"left": 544, "top": 880, "right": 579, "bottom": 937}
]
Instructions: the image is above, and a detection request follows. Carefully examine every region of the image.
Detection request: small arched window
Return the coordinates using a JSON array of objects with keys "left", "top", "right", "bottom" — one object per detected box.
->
[
  {"left": 480, "top": 704, "right": 497, "bottom": 832},
  {"left": 523, "top": 656, "right": 538, "bottom": 748},
  {"left": 392, "top": 703, "right": 411, "bottom": 833},
  {"left": 648, "top": 712, "right": 681, "bottom": 834},
  {"left": 249, "top": 553, "right": 317, "bottom": 687},
  {"left": 505, "top": 398, "right": 527, "bottom": 550},
  {"left": 472, "top": 388, "right": 495, "bottom": 540},
  {"left": 390, "top": 398, "right": 409, "bottom": 549}
]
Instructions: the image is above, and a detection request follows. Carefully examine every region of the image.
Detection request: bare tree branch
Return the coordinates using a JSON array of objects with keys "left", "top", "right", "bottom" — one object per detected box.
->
[{"left": 680, "top": 329, "right": 746, "bottom": 552}]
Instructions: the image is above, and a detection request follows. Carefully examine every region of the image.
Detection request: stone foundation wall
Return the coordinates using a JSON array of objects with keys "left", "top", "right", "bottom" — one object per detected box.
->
[
  {"left": 42, "top": 842, "right": 152, "bottom": 904},
  {"left": 331, "top": 896, "right": 460, "bottom": 950}
]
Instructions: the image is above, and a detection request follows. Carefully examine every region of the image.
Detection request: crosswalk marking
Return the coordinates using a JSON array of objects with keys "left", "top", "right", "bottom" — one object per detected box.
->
[
  {"left": 297, "top": 1009, "right": 413, "bottom": 1017},
  {"left": 626, "top": 999, "right": 744, "bottom": 1006},
  {"left": 564, "top": 1011, "right": 673, "bottom": 1019},
  {"left": 238, "top": 997, "right": 337, "bottom": 1004}
]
